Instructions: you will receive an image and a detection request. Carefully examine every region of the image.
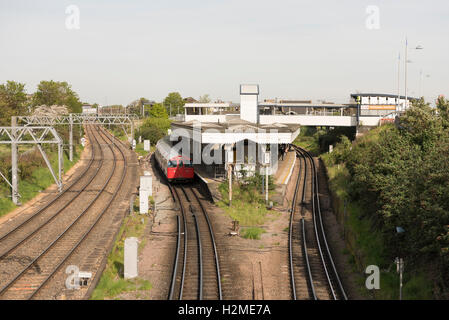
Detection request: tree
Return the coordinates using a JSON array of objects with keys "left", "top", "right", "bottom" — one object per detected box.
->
[
  {"left": 149, "top": 103, "right": 168, "bottom": 118},
  {"left": 32, "top": 80, "right": 82, "bottom": 113},
  {"left": 436, "top": 95, "right": 449, "bottom": 128},
  {"left": 163, "top": 92, "right": 184, "bottom": 115},
  {"left": 199, "top": 94, "right": 211, "bottom": 103},
  {"left": 398, "top": 98, "right": 442, "bottom": 150},
  {"left": 0, "top": 81, "right": 28, "bottom": 125},
  {"left": 136, "top": 117, "right": 171, "bottom": 143}
]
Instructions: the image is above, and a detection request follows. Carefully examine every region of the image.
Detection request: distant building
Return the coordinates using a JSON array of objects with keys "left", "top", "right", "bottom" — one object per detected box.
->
[
  {"left": 82, "top": 104, "right": 97, "bottom": 114},
  {"left": 183, "top": 97, "right": 198, "bottom": 103},
  {"left": 350, "top": 93, "right": 417, "bottom": 116}
]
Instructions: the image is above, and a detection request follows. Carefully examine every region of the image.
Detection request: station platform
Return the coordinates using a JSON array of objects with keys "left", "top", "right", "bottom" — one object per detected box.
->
[
  {"left": 272, "top": 149, "right": 296, "bottom": 208},
  {"left": 194, "top": 148, "right": 297, "bottom": 206},
  {"left": 274, "top": 149, "right": 296, "bottom": 185},
  {"left": 194, "top": 164, "right": 225, "bottom": 203}
]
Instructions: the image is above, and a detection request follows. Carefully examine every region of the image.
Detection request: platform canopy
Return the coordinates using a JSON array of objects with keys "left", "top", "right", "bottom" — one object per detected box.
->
[{"left": 171, "top": 119, "right": 300, "bottom": 145}]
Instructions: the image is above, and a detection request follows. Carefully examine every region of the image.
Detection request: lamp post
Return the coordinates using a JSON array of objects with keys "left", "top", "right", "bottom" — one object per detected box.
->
[
  {"left": 419, "top": 70, "right": 430, "bottom": 98},
  {"left": 165, "top": 103, "right": 172, "bottom": 117},
  {"left": 397, "top": 52, "right": 401, "bottom": 113},
  {"left": 404, "top": 38, "right": 423, "bottom": 111},
  {"left": 395, "top": 226, "right": 405, "bottom": 300}
]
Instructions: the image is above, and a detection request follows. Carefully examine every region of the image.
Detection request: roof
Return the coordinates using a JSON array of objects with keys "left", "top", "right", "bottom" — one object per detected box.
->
[
  {"left": 258, "top": 102, "right": 354, "bottom": 108},
  {"left": 350, "top": 93, "right": 418, "bottom": 100},
  {"left": 240, "top": 84, "right": 259, "bottom": 95},
  {"left": 184, "top": 102, "right": 231, "bottom": 108},
  {"left": 156, "top": 136, "right": 185, "bottom": 160},
  {"left": 183, "top": 97, "right": 198, "bottom": 103},
  {"left": 171, "top": 118, "right": 299, "bottom": 134}
]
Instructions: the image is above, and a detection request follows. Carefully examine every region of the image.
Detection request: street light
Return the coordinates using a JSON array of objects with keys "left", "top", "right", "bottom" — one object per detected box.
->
[
  {"left": 419, "top": 70, "right": 431, "bottom": 98},
  {"left": 404, "top": 38, "right": 424, "bottom": 111},
  {"left": 165, "top": 103, "right": 172, "bottom": 117},
  {"left": 395, "top": 226, "right": 405, "bottom": 300}
]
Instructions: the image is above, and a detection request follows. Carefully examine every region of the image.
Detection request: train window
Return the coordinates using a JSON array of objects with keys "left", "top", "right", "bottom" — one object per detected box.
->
[
  {"left": 178, "top": 160, "right": 184, "bottom": 167},
  {"left": 184, "top": 160, "right": 193, "bottom": 167},
  {"left": 168, "top": 160, "right": 177, "bottom": 168}
]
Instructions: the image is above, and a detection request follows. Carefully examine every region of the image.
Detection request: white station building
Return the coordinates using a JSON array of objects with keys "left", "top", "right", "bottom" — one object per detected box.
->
[
  {"left": 171, "top": 84, "right": 300, "bottom": 177},
  {"left": 169, "top": 84, "right": 416, "bottom": 177}
]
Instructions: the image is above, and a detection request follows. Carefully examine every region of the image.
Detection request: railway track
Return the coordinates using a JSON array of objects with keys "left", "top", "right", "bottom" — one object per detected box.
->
[
  {"left": 0, "top": 125, "right": 129, "bottom": 299},
  {"left": 289, "top": 144, "right": 348, "bottom": 300},
  {"left": 167, "top": 183, "right": 222, "bottom": 300}
]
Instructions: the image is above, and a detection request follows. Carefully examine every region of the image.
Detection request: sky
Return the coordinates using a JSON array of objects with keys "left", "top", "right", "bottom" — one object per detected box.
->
[{"left": 0, "top": 0, "right": 448, "bottom": 106}]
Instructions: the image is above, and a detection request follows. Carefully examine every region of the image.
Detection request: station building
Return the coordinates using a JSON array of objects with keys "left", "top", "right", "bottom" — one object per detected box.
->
[
  {"left": 170, "top": 84, "right": 300, "bottom": 181},
  {"left": 168, "top": 85, "right": 416, "bottom": 182}
]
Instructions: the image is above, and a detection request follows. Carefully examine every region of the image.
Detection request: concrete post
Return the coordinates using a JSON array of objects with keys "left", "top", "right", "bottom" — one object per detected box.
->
[
  {"left": 124, "top": 237, "right": 138, "bottom": 279},
  {"left": 69, "top": 113, "right": 73, "bottom": 162},
  {"left": 139, "top": 173, "right": 152, "bottom": 214},
  {"left": 11, "top": 116, "right": 19, "bottom": 205},
  {"left": 144, "top": 140, "right": 150, "bottom": 152}
]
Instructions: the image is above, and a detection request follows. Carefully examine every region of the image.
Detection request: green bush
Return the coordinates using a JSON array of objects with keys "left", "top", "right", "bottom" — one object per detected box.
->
[
  {"left": 135, "top": 117, "right": 171, "bottom": 145},
  {"left": 326, "top": 97, "right": 449, "bottom": 298},
  {"left": 241, "top": 227, "right": 265, "bottom": 240}
]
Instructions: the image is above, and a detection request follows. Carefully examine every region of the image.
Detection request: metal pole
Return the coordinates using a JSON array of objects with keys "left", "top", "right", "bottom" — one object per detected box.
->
[
  {"left": 131, "top": 120, "right": 135, "bottom": 149},
  {"left": 11, "top": 116, "right": 19, "bottom": 205},
  {"left": 399, "top": 258, "right": 403, "bottom": 300},
  {"left": 262, "top": 171, "right": 264, "bottom": 195},
  {"left": 265, "top": 165, "right": 268, "bottom": 204},
  {"left": 69, "top": 113, "right": 73, "bottom": 162},
  {"left": 419, "top": 70, "right": 423, "bottom": 98},
  {"left": 58, "top": 140, "right": 63, "bottom": 192},
  {"left": 397, "top": 52, "right": 401, "bottom": 112},
  {"left": 404, "top": 37, "right": 408, "bottom": 111},
  {"left": 228, "top": 164, "right": 232, "bottom": 207}
]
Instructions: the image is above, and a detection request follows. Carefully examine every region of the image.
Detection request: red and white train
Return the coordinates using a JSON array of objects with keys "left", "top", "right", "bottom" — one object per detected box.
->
[{"left": 154, "top": 136, "right": 194, "bottom": 182}]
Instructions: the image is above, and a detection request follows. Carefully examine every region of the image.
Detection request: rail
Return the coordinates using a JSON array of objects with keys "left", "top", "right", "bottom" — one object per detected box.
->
[
  {"left": 290, "top": 144, "right": 348, "bottom": 300},
  {"left": 0, "top": 125, "right": 128, "bottom": 299}
]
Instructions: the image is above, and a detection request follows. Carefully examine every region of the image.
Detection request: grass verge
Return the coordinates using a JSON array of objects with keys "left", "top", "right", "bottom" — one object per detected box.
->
[
  {"left": 217, "top": 181, "right": 270, "bottom": 227},
  {"left": 217, "top": 179, "right": 283, "bottom": 240},
  {"left": 321, "top": 150, "right": 433, "bottom": 300},
  {"left": 90, "top": 199, "right": 152, "bottom": 300},
  {"left": 241, "top": 227, "right": 266, "bottom": 240},
  {"left": 134, "top": 142, "right": 155, "bottom": 157},
  {"left": 0, "top": 146, "right": 83, "bottom": 218}
]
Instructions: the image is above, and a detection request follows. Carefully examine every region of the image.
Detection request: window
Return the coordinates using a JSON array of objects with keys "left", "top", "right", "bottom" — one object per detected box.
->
[
  {"left": 168, "top": 160, "right": 177, "bottom": 168},
  {"left": 178, "top": 160, "right": 184, "bottom": 167},
  {"left": 184, "top": 160, "right": 193, "bottom": 167}
]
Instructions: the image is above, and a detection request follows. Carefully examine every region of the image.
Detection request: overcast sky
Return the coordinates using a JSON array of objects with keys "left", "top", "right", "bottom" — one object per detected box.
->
[{"left": 1, "top": 0, "right": 448, "bottom": 106}]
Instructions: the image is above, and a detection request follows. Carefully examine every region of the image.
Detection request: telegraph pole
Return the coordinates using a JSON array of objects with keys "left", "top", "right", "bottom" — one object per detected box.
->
[
  {"left": 69, "top": 113, "right": 73, "bottom": 162},
  {"left": 11, "top": 116, "right": 19, "bottom": 205}
]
